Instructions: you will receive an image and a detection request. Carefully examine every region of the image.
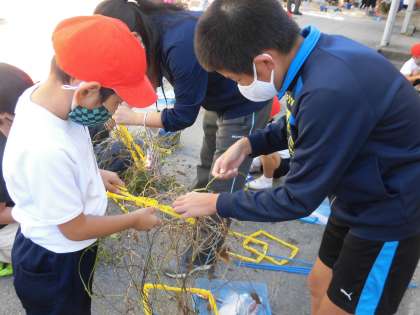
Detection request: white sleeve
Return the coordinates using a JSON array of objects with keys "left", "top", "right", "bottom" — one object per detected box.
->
[
  {"left": 400, "top": 59, "right": 414, "bottom": 76},
  {"left": 25, "top": 148, "right": 84, "bottom": 225},
  {"left": 278, "top": 150, "right": 291, "bottom": 159}
]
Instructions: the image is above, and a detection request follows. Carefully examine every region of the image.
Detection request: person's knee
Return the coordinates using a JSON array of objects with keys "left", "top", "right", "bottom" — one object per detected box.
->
[
  {"left": 307, "top": 262, "right": 331, "bottom": 300},
  {"left": 308, "top": 270, "right": 324, "bottom": 299},
  {"left": 273, "top": 153, "right": 281, "bottom": 167}
]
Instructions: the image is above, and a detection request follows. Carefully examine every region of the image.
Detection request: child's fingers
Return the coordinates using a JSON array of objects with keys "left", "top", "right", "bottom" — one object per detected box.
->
[
  {"left": 173, "top": 191, "right": 198, "bottom": 207},
  {"left": 145, "top": 207, "right": 157, "bottom": 214},
  {"left": 212, "top": 158, "right": 223, "bottom": 177},
  {"left": 144, "top": 208, "right": 162, "bottom": 227},
  {"left": 180, "top": 211, "right": 193, "bottom": 219},
  {"left": 107, "top": 184, "right": 121, "bottom": 194},
  {"left": 214, "top": 168, "right": 237, "bottom": 180},
  {"left": 114, "top": 177, "right": 125, "bottom": 187},
  {"left": 153, "top": 215, "right": 163, "bottom": 226},
  {"left": 217, "top": 156, "right": 230, "bottom": 173},
  {"left": 226, "top": 168, "right": 238, "bottom": 178},
  {"left": 117, "top": 185, "right": 128, "bottom": 192},
  {"left": 213, "top": 158, "right": 235, "bottom": 178},
  {"left": 173, "top": 195, "right": 187, "bottom": 207},
  {"left": 173, "top": 203, "right": 188, "bottom": 214}
]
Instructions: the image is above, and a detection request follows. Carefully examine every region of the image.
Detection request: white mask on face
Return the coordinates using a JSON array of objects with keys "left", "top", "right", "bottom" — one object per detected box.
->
[{"left": 237, "top": 61, "right": 278, "bottom": 102}]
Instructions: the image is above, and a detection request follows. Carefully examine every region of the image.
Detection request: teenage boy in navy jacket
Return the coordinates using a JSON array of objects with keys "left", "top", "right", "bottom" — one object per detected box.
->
[{"left": 173, "top": 0, "right": 420, "bottom": 314}]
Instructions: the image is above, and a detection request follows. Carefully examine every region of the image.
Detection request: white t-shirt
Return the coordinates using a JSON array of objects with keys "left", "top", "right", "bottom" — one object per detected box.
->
[
  {"left": 400, "top": 58, "right": 420, "bottom": 76},
  {"left": 3, "top": 85, "right": 107, "bottom": 253},
  {"left": 278, "top": 150, "right": 290, "bottom": 159}
]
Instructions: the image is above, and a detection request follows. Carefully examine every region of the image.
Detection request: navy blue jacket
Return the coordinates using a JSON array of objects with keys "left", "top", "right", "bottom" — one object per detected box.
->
[
  {"left": 217, "top": 27, "right": 420, "bottom": 241},
  {"left": 153, "top": 12, "right": 268, "bottom": 131}
]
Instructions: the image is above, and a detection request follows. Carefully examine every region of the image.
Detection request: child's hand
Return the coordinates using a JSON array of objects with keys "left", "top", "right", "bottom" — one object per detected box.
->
[
  {"left": 131, "top": 207, "right": 162, "bottom": 231},
  {"left": 100, "top": 169, "right": 125, "bottom": 193},
  {"left": 173, "top": 192, "right": 219, "bottom": 218},
  {"left": 212, "top": 137, "right": 252, "bottom": 180},
  {"left": 113, "top": 104, "right": 143, "bottom": 125}
]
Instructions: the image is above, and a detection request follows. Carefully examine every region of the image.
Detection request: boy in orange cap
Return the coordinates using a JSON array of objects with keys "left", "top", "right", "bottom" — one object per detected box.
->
[
  {"left": 400, "top": 43, "right": 420, "bottom": 86},
  {"left": 3, "top": 15, "right": 160, "bottom": 315}
]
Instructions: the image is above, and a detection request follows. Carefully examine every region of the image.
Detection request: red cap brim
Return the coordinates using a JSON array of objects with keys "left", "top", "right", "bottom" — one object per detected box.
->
[{"left": 114, "top": 76, "right": 157, "bottom": 108}]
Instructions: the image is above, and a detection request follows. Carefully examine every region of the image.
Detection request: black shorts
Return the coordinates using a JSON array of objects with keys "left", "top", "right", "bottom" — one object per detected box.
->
[{"left": 319, "top": 217, "right": 420, "bottom": 315}]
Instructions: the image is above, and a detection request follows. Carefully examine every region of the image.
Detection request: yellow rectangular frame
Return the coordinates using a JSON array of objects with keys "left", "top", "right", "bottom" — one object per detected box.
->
[
  {"left": 227, "top": 231, "right": 269, "bottom": 263},
  {"left": 243, "top": 230, "right": 299, "bottom": 266},
  {"left": 142, "top": 283, "right": 219, "bottom": 315}
]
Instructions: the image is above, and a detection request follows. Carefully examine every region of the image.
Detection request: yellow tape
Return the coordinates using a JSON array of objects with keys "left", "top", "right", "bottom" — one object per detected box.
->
[
  {"left": 110, "top": 196, "right": 129, "bottom": 214},
  {"left": 115, "top": 125, "right": 146, "bottom": 169},
  {"left": 107, "top": 190, "right": 196, "bottom": 225},
  {"left": 142, "top": 283, "right": 219, "bottom": 315}
]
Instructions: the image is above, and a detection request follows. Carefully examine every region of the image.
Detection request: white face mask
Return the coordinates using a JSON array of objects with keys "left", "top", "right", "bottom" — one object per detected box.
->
[{"left": 238, "top": 63, "right": 278, "bottom": 102}]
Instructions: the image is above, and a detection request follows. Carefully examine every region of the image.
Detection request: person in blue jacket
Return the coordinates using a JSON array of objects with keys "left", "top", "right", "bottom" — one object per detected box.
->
[
  {"left": 173, "top": 0, "right": 420, "bottom": 314},
  {"left": 95, "top": 0, "right": 272, "bottom": 278}
]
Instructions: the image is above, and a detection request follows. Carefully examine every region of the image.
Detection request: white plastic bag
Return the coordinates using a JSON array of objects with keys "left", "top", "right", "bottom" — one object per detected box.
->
[{"left": 219, "top": 292, "right": 261, "bottom": 315}]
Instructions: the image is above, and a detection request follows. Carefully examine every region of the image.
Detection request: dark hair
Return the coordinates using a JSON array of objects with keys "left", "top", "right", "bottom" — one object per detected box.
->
[
  {"left": 0, "top": 63, "right": 33, "bottom": 114},
  {"left": 99, "top": 87, "right": 115, "bottom": 103},
  {"left": 51, "top": 57, "right": 71, "bottom": 84},
  {"left": 195, "top": 0, "right": 300, "bottom": 75},
  {"left": 94, "top": 0, "right": 185, "bottom": 81}
]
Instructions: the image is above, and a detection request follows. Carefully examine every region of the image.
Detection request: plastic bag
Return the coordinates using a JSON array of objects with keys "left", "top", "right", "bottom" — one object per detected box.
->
[{"left": 219, "top": 292, "right": 262, "bottom": 315}]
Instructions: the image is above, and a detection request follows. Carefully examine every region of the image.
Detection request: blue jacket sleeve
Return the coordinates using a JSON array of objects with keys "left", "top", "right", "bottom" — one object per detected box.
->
[
  {"left": 248, "top": 115, "right": 289, "bottom": 157},
  {"left": 160, "top": 42, "right": 208, "bottom": 131},
  {"left": 216, "top": 88, "right": 376, "bottom": 221}
]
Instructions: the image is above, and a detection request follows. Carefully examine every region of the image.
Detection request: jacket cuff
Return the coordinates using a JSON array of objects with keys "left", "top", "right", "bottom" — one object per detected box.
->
[
  {"left": 248, "top": 133, "right": 267, "bottom": 158},
  {"left": 216, "top": 192, "right": 235, "bottom": 218}
]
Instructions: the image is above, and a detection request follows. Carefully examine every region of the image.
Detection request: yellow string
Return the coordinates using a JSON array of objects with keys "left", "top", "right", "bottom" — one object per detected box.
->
[{"left": 108, "top": 189, "right": 196, "bottom": 225}]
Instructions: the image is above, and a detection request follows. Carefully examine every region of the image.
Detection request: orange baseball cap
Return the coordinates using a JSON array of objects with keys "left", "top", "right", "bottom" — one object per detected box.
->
[
  {"left": 411, "top": 43, "right": 420, "bottom": 58},
  {"left": 52, "top": 15, "right": 157, "bottom": 108}
]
